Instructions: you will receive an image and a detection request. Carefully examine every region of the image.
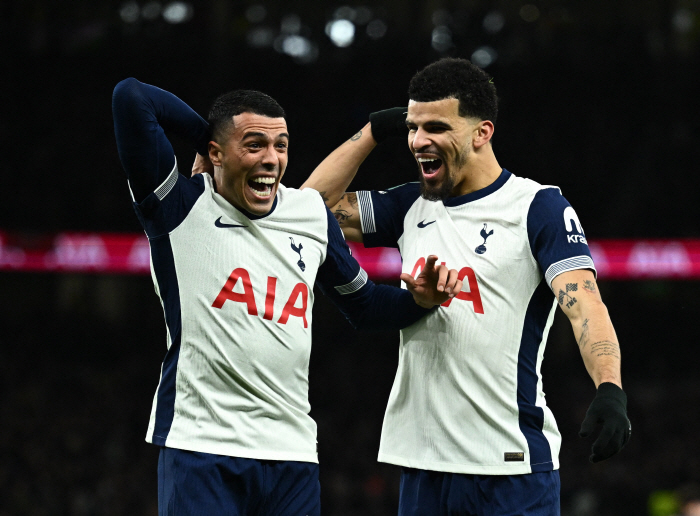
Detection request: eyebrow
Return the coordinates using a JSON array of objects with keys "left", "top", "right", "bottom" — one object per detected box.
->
[
  {"left": 405, "top": 119, "right": 453, "bottom": 130},
  {"left": 242, "top": 131, "right": 290, "bottom": 140}
]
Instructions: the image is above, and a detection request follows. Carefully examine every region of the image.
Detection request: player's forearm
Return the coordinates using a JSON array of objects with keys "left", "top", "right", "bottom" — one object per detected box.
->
[
  {"left": 115, "top": 79, "right": 209, "bottom": 153},
  {"left": 350, "top": 283, "right": 434, "bottom": 330},
  {"left": 300, "top": 122, "right": 375, "bottom": 207},
  {"left": 569, "top": 299, "right": 622, "bottom": 388},
  {"left": 321, "top": 279, "right": 431, "bottom": 331}
]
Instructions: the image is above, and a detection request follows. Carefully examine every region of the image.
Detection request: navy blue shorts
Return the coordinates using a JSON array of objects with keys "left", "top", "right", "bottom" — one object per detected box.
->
[
  {"left": 158, "top": 447, "right": 320, "bottom": 516},
  {"left": 399, "top": 468, "right": 560, "bottom": 516}
]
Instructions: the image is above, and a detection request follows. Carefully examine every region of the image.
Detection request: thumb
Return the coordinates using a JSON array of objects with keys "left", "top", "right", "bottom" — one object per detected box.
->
[
  {"left": 579, "top": 412, "right": 599, "bottom": 438},
  {"left": 400, "top": 273, "right": 416, "bottom": 289}
]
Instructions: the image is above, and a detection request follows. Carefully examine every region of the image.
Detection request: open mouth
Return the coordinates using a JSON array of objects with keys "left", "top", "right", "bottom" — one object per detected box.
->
[
  {"left": 418, "top": 157, "right": 443, "bottom": 180},
  {"left": 247, "top": 176, "right": 276, "bottom": 199}
]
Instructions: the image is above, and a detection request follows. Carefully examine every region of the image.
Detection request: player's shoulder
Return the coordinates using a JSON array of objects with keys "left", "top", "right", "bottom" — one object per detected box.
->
[
  {"left": 282, "top": 185, "right": 327, "bottom": 210},
  {"left": 517, "top": 176, "right": 580, "bottom": 233},
  {"left": 502, "top": 171, "right": 565, "bottom": 212},
  {"left": 364, "top": 181, "right": 422, "bottom": 211},
  {"left": 275, "top": 185, "right": 329, "bottom": 224},
  {"left": 380, "top": 181, "right": 422, "bottom": 201},
  {"left": 506, "top": 172, "right": 561, "bottom": 198}
]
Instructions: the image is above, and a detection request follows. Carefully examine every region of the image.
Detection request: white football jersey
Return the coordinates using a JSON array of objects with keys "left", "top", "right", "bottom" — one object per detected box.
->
[
  {"left": 357, "top": 170, "right": 595, "bottom": 475},
  {"left": 135, "top": 162, "right": 369, "bottom": 463}
]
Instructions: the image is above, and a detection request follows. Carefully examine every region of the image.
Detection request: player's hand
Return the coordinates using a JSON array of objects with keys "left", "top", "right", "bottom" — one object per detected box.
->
[
  {"left": 369, "top": 107, "right": 408, "bottom": 143},
  {"left": 401, "top": 255, "right": 462, "bottom": 308},
  {"left": 579, "top": 382, "right": 631, "bottom": 463},
  {"left": 191, "top": 152, "right": 214, "bottom": 177}
]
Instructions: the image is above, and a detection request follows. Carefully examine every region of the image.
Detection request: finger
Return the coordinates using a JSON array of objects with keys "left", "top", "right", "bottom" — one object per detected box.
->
[
  {"left": 400, "top": 273, "right": 416, "bottom": 290},
  {"left": 579, "top": 413, "right": 598, "bottom": 438},
  {"left": 436, "top": 264, "right": 448, "bottom": 292},
  {"left": 591, "top": 422, "right": 615, "bottom": 454},
  {"left": 424, "top": 255, "right": 438, "bottom": 272},
  {"left": 591, "top": 427, "right": 620, "bottom": 463},
  {"left": 451, "top": 278, "right": 463, "bottom": 298},
  {"left": 444, "top": 269, "right": 459, "bottom": 295}
]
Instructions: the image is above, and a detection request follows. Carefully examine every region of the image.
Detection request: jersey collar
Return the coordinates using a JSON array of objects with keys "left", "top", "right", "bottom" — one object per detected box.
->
[
  {"left": 442, "top": 169, "right": 511, "bottom": 207},
  {"left": 234, "top": 196, "right": 278, "bottom": 220}
]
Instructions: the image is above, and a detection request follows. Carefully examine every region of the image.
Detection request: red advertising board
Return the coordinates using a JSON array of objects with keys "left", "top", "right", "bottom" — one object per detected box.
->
[{"left": 2, "top": 231, "right": 700, "bottom": 279}]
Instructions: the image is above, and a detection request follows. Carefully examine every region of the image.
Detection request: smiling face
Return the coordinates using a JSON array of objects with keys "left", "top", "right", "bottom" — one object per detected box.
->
[
  {"left": 209, "top": 112, "right": 289, "bottom": 215},
  {"left": 406, "top": 97, "right": 478, "bottom": 201}
]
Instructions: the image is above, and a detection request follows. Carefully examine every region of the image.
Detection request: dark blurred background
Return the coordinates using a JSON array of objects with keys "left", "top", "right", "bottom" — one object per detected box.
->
[{"left": 1, "top": 1, "right": 699, "bottom": 515}]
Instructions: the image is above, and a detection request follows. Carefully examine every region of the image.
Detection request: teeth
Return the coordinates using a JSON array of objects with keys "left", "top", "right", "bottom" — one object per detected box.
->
[
  {"left": 417, "top": 158, "right": 438, "bottom": 163},
  {"left": 252, "top": 177, "right": 276, "bottom": 184}
]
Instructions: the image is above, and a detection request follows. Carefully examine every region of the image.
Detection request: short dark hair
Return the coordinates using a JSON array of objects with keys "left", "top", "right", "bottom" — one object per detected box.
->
[
  {"left": 208, "top": 90, "right": 286, "bottom": 142},
  {"left": 408, "top": 58, "right": 498, "bottom": 123}
]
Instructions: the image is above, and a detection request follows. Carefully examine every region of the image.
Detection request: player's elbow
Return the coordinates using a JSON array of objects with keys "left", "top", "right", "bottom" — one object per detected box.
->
[{"left": 112, "top": 78, "right": 143, "bottom": 110}]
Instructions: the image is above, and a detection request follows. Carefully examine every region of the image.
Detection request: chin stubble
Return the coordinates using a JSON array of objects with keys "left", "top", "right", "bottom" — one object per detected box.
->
[{"left": 418, "top": 148, "right": 467, "bottom": 201}]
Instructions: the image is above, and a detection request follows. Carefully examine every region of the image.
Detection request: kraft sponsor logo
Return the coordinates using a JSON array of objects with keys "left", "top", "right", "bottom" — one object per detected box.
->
[
  {"left": 567, "top": 234, "right": 588, "bottom": 244},
  {"left": 564, "top": 206, "right": 588, "bottom": 244}
]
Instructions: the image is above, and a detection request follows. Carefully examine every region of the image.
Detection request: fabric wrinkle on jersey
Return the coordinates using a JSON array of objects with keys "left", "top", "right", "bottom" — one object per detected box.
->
[{"left": 357, "top": 169, "right": 596, "bottom": 475}]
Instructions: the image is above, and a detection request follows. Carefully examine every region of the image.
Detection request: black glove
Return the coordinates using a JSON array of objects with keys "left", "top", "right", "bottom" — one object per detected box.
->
[
  {"left": 579, "top": 382, "right": 631, "bottom": 463},
  {"left": 369, "top": 107, "right": 408, "bottom": 143}
]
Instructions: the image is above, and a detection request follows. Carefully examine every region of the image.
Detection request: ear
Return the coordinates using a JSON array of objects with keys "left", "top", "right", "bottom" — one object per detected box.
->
[
  {"left": 473, "top": 120, "right": 495, "bottom": 149},
  {"left": 208, "top": 141, "right": 223, "bottom": 166}
]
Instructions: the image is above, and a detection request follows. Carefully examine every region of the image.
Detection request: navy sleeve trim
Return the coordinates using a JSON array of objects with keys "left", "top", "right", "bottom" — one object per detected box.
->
[
  {"left": 334, "top": 268, "right": 368, "bottom": 295},
  {"left": 154, "top": 161, "right": 179, "bottom": 201},
  {"left": 358, "top": 183, "right": 422, "bottom": 249},
  {"left": 358, "top": 190, "right": 376, "bottom": 233},
  {"left": 545, "top": 256, "right": 597, "bottom": 287}
]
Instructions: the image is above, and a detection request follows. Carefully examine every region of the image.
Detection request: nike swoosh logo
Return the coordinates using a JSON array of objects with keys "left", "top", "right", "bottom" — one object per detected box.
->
[
  {"left": 417, "top": 220, "right": 436, "bottom": 228},
  {"left": 215, "top": 217, "right": 247, "bottom": 229}
]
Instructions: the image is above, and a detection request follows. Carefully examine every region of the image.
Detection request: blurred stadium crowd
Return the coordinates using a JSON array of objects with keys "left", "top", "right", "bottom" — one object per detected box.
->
[{"left": 1, "top": 0, "right": 699, "bottom": 515}]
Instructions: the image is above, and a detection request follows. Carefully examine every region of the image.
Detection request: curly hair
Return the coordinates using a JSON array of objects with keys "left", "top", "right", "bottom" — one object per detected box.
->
[
  {"left": 408, "top": 58, "right": 498, "bottom": 123},
  {"left": 208, "top": 90, "right": 286, "bottom": 142}
]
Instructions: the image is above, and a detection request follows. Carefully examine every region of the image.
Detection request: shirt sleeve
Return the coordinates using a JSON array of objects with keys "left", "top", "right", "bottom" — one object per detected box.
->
[
  {"left": 527, "top": 187, "right": 596, "bottom": 288},
  {"left": 315, "top": 207, "right": 433, "bottom": 330},
  {"left": 356, "top": 182, "right": 422, "bottom": 248},
  {"left": 112, "top": 77, "right": 210, "bottom": 204}
]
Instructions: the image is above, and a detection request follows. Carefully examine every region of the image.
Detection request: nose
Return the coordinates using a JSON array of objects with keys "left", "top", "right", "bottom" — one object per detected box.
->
[
  {"left": 261, "top": 144, "right": 279, "bottom": 170},
  {"left": 411, "top": 127, "right": 431, "bottom": 152}
]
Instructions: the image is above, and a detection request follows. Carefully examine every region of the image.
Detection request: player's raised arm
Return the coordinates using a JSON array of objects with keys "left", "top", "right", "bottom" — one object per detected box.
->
[
  {"left": 301, "top": 108, "right": 408, "bottom": 242},
  {"left": 112, "top": 78, "right": 210, "bottom": 203},
  {"left": 551, "top": 270, "right": 630, "bottom": 463}
]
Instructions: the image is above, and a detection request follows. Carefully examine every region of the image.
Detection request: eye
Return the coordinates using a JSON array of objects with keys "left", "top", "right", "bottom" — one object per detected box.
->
[{"left": 248, "top": 142, "right": 261, "bottom": 149}]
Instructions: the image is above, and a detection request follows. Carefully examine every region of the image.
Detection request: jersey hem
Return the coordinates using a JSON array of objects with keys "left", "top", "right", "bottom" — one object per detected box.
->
[
  {"left": 148, "top": 437, "right": 319, "bottom": 464},
  {"left": 377, "top": 452, "right": 559, "bottom": 475}
]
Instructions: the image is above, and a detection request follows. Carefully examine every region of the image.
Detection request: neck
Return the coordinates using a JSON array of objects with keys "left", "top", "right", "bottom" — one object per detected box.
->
[{"left": 452, "top": 148, "right": 502, "bottom": 197}]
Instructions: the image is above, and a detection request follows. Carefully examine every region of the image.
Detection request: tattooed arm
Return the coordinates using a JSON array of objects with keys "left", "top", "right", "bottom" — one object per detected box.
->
[
  {"left": 323, "top": 192, "right": 363, "bottom": 242},
  {"left": 551, "top": 269, "right": 622, "bottom": 388},
  {"left": 299, "top": 123, "right": 372, "bottom": 242},
  {"left": 300, "top": 122, "right": 376, "bottom": 209}
]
